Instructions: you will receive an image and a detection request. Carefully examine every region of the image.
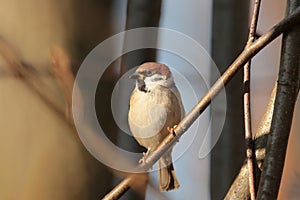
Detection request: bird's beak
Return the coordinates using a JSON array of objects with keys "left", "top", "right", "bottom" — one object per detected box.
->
[{"left": 129, "top": 72, "right": 144, "bottom": 80}]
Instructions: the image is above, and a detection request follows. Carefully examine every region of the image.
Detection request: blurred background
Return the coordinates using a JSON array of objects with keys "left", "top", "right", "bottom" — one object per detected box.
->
[{"left": 0, "top": 0, "right": 299, "bottom": 199}]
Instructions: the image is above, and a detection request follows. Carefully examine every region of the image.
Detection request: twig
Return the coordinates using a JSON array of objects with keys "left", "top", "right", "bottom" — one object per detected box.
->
[
  {"left": 50, "top": 46, "right": 75, "bottom": 121},
  {"left": 244, "top": 1, "right": 261, "bottom": 199},
  {"left": 103, "top": 6, "right": 300, "bottom": 200},
  {"left": 257, "top": 1, "right": 300, "bottom": 199}
]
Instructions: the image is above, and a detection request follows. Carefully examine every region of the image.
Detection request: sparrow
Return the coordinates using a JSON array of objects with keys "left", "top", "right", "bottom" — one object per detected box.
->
[{"left": 128, "top": 62, "right": 184, "bottom": 191}]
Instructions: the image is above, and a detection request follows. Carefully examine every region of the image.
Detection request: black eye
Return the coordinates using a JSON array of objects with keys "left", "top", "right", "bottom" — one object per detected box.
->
[{"left": 143, "top": 70, "right": 152, "bottom": 76}]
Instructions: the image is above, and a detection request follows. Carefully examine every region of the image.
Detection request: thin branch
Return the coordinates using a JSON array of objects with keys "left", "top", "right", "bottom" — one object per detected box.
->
[
  {"left": 244, "top": 0, "right": 261, "bottom": 199},
  {"left": 50, "top": 46, "right": 75, "bottom": 121},
  {"left": 103, "top": 6, "right": 300, "bottom": 200},
  {"left": 257, "top": 1, "right": 300, "bottom": 199}
]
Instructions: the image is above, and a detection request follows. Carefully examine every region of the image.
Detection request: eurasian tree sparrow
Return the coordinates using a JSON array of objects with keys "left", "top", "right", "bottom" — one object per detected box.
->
[{"left": 128, "top": 62, "right": 184, "bottom": 191}]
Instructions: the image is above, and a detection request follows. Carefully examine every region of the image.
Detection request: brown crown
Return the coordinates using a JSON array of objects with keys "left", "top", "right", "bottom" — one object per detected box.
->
[{"left": 136, "top": 62, "right": 171, "bottom": 78}]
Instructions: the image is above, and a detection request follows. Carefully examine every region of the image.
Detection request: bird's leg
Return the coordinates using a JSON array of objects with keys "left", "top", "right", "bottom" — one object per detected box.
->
[{"left": 139, "top": 149, "right": 151, "bottom": 164}]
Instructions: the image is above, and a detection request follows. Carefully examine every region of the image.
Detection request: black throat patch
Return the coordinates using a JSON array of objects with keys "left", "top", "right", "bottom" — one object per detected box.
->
[{"left": 137, "top": 79, "right": 148, "bottom": 93}]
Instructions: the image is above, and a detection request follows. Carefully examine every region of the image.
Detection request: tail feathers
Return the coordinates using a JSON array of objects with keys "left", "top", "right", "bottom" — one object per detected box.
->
[{"left": 158, "top": 158, "right": 180, "bottom": 191}]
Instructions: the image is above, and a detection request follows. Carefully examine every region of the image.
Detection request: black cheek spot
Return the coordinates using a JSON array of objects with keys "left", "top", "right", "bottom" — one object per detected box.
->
[
  {"left": 152, "top": 77, "right": 163, "bottom": 82},
  {"left": 137, "top": 80, "right": 148, "bottom": 92}
]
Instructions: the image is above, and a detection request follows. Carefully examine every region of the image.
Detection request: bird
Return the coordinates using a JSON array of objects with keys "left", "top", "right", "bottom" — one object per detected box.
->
[{"left": 128, "top": 62, "right": 184, "bottom": 191}]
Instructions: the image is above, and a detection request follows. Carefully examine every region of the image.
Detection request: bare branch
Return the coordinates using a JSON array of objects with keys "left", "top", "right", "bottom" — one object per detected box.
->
[
  {"left": 50, "top": 46, "right": 75, "bottom": 121},
  {"left": 244, "top": 1, "right": 262, "bottom": 199},
  {"left": 102, "top": 6, "right": 300, "bottom": 200}
]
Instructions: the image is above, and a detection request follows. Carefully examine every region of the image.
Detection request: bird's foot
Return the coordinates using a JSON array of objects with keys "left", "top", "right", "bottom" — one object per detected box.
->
[
  {"left": 167, "top": 125, "right": 177, "bottom": 136},
  {"left": 168, "top": 125, "right": 180, "bottom": 143}
]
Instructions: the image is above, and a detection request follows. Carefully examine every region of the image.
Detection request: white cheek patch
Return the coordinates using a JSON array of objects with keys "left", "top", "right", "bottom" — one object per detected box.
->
[
  {"left": 144, "top": 75, "right": 162, "bottom": 85},
  {"left": 144, "top": 74, "right": 172, "bottom": 88},
  {"left": 143, "top": 77, "right": 152, "bottom": 86}
]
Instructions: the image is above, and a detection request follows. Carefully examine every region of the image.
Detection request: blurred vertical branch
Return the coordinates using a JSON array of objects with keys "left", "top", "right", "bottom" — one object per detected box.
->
[
  {"left": 257, "top": 1, "right": 300, "bottom": 199},
  {"left": 210, "top": 1, "right": 249, "bottom": 199},
  {"left": 71, "top": 1, "right": 123, "bottom": 198},
  {"left": 121, "top": 0, "right": 162, "bottom": 72}
]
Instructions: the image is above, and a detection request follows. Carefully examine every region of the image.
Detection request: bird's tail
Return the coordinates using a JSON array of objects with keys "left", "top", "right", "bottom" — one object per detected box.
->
[{"left": 158, "top": 156, "right": 180, "bottom": 191}]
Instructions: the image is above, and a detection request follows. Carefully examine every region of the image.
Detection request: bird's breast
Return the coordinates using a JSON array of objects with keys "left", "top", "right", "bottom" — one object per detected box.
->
[{"left": 128, "top": 85, "right": 182, "bottom": 149}]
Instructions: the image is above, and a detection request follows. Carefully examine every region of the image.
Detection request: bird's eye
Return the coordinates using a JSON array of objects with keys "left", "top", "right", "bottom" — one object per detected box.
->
[{"left": 144, "top": 70, "right": 152, "bottom": 76}]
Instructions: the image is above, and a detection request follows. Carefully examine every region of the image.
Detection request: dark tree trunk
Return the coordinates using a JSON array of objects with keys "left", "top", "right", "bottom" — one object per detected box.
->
[
  {"left": 72, "top": 1, "right": 120, "bottom": 198},
  {"left": 210, "top": 1, "right": 249, "bottom": 199},
  {"left": 121, "top": 0, "right": 162, "bottom": 71}
]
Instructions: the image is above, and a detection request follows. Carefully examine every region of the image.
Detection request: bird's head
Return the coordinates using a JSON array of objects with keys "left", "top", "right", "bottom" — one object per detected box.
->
[{"left": 130, "top": 62, "right": 175, "bottom": 92}]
